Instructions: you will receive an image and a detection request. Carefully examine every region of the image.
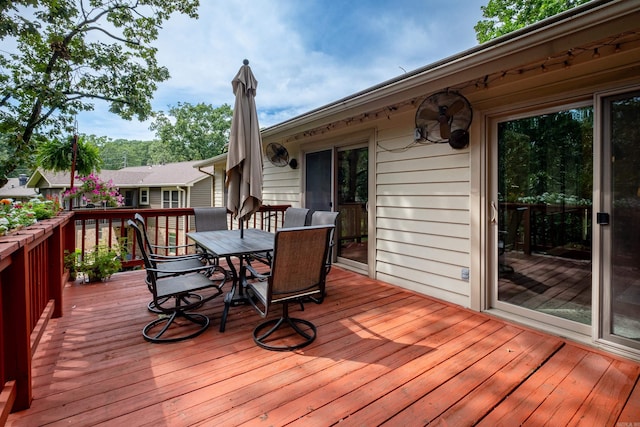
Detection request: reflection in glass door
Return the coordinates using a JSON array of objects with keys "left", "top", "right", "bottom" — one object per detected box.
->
[
  {"left": 602, "top": 90, "right": 640, "bottom": 348},
  {"left": 495, "top": 106, "right": 593, "bottom": 325},
  {"left": 305, "top": 150, "right": 332, "bottom": 212},
  {"left": 337, "top": 147, "right": 368, "bottom": 265}
]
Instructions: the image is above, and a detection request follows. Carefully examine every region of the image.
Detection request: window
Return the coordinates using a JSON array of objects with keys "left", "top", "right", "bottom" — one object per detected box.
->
[
  {"left": 124, "top": 190, "right": 134, "bottom": 207},
  {"left": 162, "top": 188, "right": 181, "bottom": 208},
  {"left": 139, "top": 188, "right": 149, "bottom": 205},
  {"left": 168, "top": 232, "right": 177, "bottom": 255}
]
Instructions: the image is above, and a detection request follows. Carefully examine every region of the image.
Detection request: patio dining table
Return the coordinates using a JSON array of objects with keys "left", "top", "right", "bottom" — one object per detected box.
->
[{"left": 187, "top": 228, "right": 274, "bottom": 332}]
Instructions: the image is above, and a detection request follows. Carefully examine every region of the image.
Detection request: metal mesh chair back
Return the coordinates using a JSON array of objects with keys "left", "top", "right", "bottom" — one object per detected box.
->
[
  {"left": 282, "top": 207, "right": 310, "bottom": 228},
  {"left": 194, "top": 207, "right": 228, "bottom": 231}
]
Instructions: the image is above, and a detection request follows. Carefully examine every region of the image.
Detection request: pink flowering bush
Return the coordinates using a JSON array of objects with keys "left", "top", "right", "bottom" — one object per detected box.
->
[{"left": 63, "top": 174, "right": 123, "bottom": 207}]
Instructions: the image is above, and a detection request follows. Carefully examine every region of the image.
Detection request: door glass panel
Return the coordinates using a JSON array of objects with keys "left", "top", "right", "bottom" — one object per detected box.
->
[
  {"left": 606, "top": 92, "right": 640, "bottom": 344},
  {"left": 497, "top": 107, "right": 593, "bottom": 324},
  {"left": 337, "top": 147, "right": 368, "bottom": 264},
  {"left": 305, "top": 150, "right": 332, "bottom": 212}
]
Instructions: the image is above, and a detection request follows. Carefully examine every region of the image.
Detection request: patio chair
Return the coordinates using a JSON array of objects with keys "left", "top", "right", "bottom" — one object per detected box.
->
[
  {"left": 134, "top": 213, "right": 212, "bottom": 313},
  {"left": 194, "top": 207, "right": 229, "bottom": 232},
  {"left": 282, "top": 207, "right": 311, "bottom": 228},
  {"left": 310, "top": 210, "right": 340, "bottom": 275},
  {"left": 304, "top": 210, "right": 340, "bottom": 305},
  {"left": 129, "top": 220, "right": 226, "bottom": 343},
  {"left": 134, "top": 213, "right": 202, "bottom": 263},
  {"left": 245, "top": 225, "right": 333, "bottom": 351},
  {"left": 193, "top": 207, "right": 236, "bottom": 276}
]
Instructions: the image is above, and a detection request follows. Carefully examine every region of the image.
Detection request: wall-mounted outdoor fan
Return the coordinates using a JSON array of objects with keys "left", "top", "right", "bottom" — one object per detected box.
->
[
  {"left": 266, "top": 142, "right": 295, "bottom": 168},
  {"left": 414, "top": 91, "right": 473, "bottom": 149}
]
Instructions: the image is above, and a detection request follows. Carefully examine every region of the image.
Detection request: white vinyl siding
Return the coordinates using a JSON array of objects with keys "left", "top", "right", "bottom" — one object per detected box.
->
[
  {"left": 374, "top": 113, "right": 470, "bottom": 307},
  {"left": 260, "top": 110, "right": 472, "bottom": 307},
  {"left": 262, "top": 144, "right": 303, "bottom": 207}
]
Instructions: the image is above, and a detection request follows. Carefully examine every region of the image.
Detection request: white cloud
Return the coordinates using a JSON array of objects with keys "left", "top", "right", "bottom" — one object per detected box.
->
[{"left": 77, "top": 0, "right": 487, "bottom": 140}]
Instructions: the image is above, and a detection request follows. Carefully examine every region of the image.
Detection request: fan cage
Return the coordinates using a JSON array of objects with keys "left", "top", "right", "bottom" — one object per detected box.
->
[{"left": 415, "top": 92, "right": 472, "bottom": 144}]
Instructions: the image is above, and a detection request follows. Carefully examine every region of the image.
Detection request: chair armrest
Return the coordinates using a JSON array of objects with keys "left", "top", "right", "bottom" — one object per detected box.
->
[
  {"left": 150, "top": 242, "right": 197, "bottom": 250},
  {"left": 150, "top": 253, "right": 206, "bottom": 261},
  {"left": 148, "top": 263, "right": 214, "bottom": 275},
  {"left": 245, "top": 263, "right": 270, "bottom": 281}
]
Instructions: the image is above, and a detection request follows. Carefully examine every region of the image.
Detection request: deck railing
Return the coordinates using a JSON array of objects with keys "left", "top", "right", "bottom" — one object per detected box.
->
[
  {"left": 0, "top": 205, "right": 288, "bottom": 420},
  {"left": 0, "top": 211, "right": 73, "bottom": 421}
]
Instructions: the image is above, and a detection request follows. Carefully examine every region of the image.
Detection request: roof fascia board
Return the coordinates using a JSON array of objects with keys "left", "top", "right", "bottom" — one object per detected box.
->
[{"left": 193, "top": 152, "right": 228, "bottom": 169}]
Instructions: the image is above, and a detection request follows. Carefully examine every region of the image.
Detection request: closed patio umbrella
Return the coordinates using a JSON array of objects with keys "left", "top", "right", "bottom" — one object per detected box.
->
[{"left": 226, "top": 59, "right": 263, "bottom": 237}]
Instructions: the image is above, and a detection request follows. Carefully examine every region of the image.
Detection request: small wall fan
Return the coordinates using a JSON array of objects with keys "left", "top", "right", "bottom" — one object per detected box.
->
[
  {"left": 415, "top": 91, "right": 473, "bottom": 149},
  {"left": 266, "top": 142, "right": 294, "bottom": 168}
]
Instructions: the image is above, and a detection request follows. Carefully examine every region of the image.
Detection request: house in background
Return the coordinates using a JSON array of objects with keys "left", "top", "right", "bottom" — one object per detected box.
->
[
  {"left": 198, "top": 1, "right": 640, "bottom": 360},
  {"left": 27, "top": 160, "right": 215, "bottom": 209},
  {"left": 27, "top": 161, "right": 216, "bottom": 253},
  {"left": 0, "top": 174, "right": 39, "bottom": 202}
]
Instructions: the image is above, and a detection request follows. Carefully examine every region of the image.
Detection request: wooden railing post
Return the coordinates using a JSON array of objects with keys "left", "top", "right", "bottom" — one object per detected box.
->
[{"left": 2, "top": 244, "right": 32, "bottom": 411}]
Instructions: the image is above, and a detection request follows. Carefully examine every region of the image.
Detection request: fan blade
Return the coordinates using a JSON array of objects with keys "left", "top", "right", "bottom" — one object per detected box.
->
[
  {"left": 417, "top": 108, "right": 440, "bottom": 122},
  {"left": 446, "top": 99, "right": 465, "bottom": 117},
  {"left": 440, "top": 121, "right": 451, "bottom": 139}
]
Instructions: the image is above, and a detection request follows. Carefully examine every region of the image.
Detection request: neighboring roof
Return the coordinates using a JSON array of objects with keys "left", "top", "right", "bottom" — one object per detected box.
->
[
  {"left": 0, "top": 177, "right": 39, "bottom": 199},
  {"left": 27, "top": 160, "right": 211, "bottom": 189}
]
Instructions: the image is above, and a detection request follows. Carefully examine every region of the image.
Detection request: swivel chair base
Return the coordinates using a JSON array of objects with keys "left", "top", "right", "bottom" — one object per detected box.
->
[
  {"left": 253, "top": 316, "right": 316, "bottom": 351},
  {"left": 143, "top": 311, "right": 209, "bottom": 343}
]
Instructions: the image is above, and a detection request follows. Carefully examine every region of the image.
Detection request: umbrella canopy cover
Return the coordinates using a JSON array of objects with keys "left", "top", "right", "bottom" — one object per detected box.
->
[{"left": 226, "top": 60, "right": 264, "bottom": 221}]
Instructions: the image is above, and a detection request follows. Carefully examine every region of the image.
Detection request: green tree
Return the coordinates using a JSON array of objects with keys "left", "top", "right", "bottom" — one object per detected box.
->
[
  {"left": 475, "top": 0, "right": 590, "bottom": 43},
  {"left": 149, "top": 102, "right": 232, "bottom": 163},
  {"left": 0, "top": 0, "right": 200, "bottom": 186},
  {"left": 36, "top": 136, "right": 102, "bottom": 175},
  {"left": 90, "top": 136, "right": 153, "bottom": 169}
]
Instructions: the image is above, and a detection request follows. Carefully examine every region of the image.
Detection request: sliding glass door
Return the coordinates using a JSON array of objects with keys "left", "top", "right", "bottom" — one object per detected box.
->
[
  {"left": 336, "top": 146, "right": 368, "bottom": 264},
  {"left": 493, "top": 105, "right": 593, "bottom": 326},
  {"left": 601, "top": 90, "right": 640, "bottom": 349},
  {"left": 305, "top": 145, "right": 369, "bottom": 266}
]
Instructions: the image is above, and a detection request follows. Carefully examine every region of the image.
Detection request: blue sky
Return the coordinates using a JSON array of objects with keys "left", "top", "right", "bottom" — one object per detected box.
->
[{"left": 79, "top": 0, "right": 488, "bottom": 141}]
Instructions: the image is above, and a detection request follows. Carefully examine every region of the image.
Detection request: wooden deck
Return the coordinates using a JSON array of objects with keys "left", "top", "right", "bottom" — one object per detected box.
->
[
  {"left": 499, "top": 252, "right": 593, "bottom": 324},
  {"left": 7, "top": 266, "right": 640, "bottom": 426}
]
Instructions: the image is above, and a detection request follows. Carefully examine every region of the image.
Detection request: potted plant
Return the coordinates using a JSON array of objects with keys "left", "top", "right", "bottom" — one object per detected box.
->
[
  {"left": 64, "top": 249, "right": 80, "bottom": 281},
  {"left": 64, "top": 243, "right": 125, "bottom": 283}
]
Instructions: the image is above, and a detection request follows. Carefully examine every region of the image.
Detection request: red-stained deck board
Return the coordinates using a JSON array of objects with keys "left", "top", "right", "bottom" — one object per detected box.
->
[
  {"left": 525, "top": 351, "right": 614, "bottom": 426},
  {"left": 155, "top": 300, "right": 448, "bottom": 426},
  {"left": 197, "top": 304, "right": 466, "bottom": 426},
  {"left": 618, "top": 377, "right": 640, "bottom": 423},
  {"left": 293, "top": 319, "right": 510, "bottom": 427},
  {"left": 570, "top": 359, "right": 640, "bottom": 425},
  {"left": 336, "top": 324, "right": 525, "bottom": 426},
  {"left": 476, "top": 343, "right": 588, "bottom": 426},
  {"left": 22, "top": 277, "right": 411, "bottom": 425},
  {"left": 250, "top": 309, "right": 486, "bottom": 427},
  {"left": 419, "top": 331, "right": 564, "bottom": 426},
  {"left": 6, "top": 266, "right": 640, "bottom": 427},
  {"left": 105, "top": 297, "right": 445, "bottom": 426}
]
